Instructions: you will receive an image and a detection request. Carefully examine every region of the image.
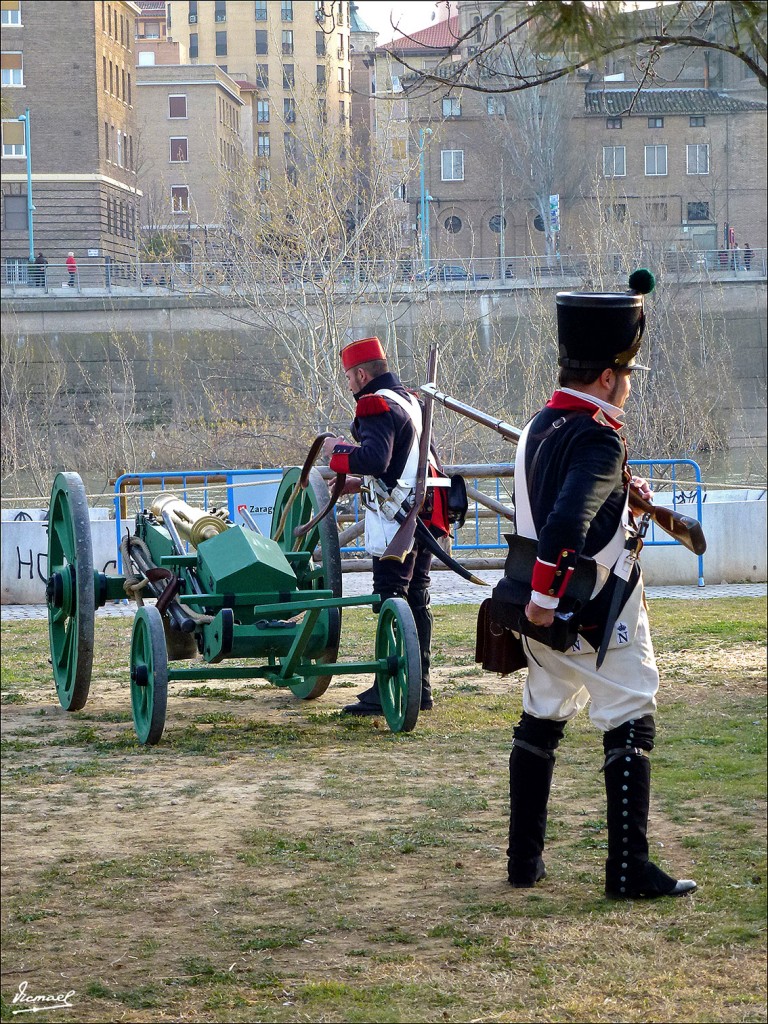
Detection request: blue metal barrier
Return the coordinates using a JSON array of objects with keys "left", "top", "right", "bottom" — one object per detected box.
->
[{"left": 113, "top": 459, "right": 705, "bottom": 585}]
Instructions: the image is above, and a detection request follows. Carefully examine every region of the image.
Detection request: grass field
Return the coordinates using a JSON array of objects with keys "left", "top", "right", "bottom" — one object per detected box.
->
[{"left": 1, "top": 598, "right": 766, "bottom": 1023}]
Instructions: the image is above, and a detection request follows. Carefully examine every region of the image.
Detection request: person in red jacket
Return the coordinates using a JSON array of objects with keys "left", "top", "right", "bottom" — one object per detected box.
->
[
  {"left": 66, "top": 251, "right": 77, "bottom": 287},
  {"left": 323, "top": 337, "right": 449, "bottom": 715}
]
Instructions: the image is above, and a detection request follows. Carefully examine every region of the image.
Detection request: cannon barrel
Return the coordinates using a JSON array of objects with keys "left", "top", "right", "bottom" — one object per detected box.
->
[{"left": 150, "top": 493, "right": 230, "bottom": 547}]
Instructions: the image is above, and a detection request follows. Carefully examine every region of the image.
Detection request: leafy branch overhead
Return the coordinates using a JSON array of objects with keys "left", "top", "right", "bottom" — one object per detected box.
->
[{"left": 393, "top": 1, "right": 767, "bottom": 93}]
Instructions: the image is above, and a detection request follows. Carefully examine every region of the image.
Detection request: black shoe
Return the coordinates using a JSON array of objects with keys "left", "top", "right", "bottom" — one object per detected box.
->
[
  {"left": 341, "top": 701, "right": 383, "bottom": 717},
  {"left": 509, "top": 857, "right": 547, "bottom": 888},
  {"left": 606, "top": 861, "right": 697, "bottom": 899}
]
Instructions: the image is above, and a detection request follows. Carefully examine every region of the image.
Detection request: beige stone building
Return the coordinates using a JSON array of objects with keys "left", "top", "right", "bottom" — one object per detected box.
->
[
  {"left": 375, "top": 0, "right": 767, "bottom": 271},
  {"left": 134, "top": 62, "right": 248, "bottom": 260},
  {"left": 166, "top": 0, "right": 352, "bottom": 182},
  {"left": 1, "top": 0, "right": 141, "bottom": 282}
]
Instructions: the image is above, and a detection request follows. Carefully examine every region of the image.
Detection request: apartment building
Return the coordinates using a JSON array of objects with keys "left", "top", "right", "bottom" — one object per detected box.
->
[
  {"left": 135, "top": 62, "right": 248, "bottom": 258},
  {"left": 1, "top": 0, "right": 141, "bottom": 280},
  {"left": 166, "top": 0, "right": 352, "bottom": 180},
  {"left": 385, "top": 1, "right": 767, "bottom": 266}
]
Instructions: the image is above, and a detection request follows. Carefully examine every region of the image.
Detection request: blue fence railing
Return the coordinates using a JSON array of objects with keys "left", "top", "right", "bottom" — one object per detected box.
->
[{"left": 113, "top": 459, "right": 705, "bottom": 585}]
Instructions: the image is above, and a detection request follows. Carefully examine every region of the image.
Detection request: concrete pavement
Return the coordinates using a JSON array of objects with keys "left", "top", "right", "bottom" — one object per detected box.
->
[{"left": 2, "top": 573, "right": 764, "bottom": 620}]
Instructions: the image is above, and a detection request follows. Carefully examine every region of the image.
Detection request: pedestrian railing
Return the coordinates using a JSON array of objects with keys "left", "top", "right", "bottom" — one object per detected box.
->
[{"left": 4, "top": 249, "right": 765, "bottom": 297}]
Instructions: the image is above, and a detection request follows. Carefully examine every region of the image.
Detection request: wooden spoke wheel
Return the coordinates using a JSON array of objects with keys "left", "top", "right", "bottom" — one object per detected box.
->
[
  {"left": 46, "top": 472, "right": 95, "bottom": 711},
  {"left": 130, "top": 606, "right": 168, "bottom": 746},
  {"left": 272, "top": 467, "right": 342, "bottom": 700},
  {"left": 375, "top": 598, "right": 421, "bottom": 734}
]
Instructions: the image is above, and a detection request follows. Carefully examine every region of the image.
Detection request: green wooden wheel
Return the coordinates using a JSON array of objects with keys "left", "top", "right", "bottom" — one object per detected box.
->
[
  {"left": 375, "top": 598, "right": 421, "bottom": 734},
  {"left": 130, "top": 606, "right": 168, "bottom": 745},
  {"left": 272, "top": 466, "right": 342, "bottom": 700},
  {"left": 46, "top": 472, "right": 95, "bottom": 711}
]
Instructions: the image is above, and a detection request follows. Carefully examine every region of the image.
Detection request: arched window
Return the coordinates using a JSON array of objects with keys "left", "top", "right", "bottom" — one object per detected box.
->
[
  {"left": 444, "top": 215, "right": 463, "bottom": 234},
  {"left": 489, "top": 215, "right": 506, "bottom": 233}
]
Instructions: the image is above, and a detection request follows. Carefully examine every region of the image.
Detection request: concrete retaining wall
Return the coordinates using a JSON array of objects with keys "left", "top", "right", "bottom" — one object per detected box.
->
[{"left": 1, "top": 499, "right": 764, "bottom": 604}]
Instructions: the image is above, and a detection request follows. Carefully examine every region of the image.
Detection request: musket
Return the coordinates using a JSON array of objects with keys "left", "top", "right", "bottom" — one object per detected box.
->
[
  {"left": 420, "top": 383, "right": 707, "bottom": 557},
  {"left": 381, "top": 344, "right": 439, "bottom": 563}
]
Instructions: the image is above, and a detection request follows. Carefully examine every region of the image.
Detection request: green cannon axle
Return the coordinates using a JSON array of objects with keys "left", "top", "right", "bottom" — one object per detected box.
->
[{"left": 45, "top": 468, "right": 422, "bottom": 745}]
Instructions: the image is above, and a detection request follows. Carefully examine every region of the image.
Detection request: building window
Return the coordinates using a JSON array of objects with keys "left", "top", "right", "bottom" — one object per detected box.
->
[
  {"left": 441, "top": 150, "right": 464, "bottom": 181},
  {"left": 646, "top": 201, "right": 668, "bottom": 221},
  {"left": 215, "top": 0, "right": 226, "bottom": 22},
  {"left": 486, "top": 96, "right": 506, "bottom": 115},
  {"left": 127, "top": 72, "right": 131, "bottom": 104},
  {"left": 489, "top": 214, "right": 506, "bottom": 233},
  {"left": 257, "top": 132, "right": 270, "bottom": 157},
  {"left": 338, "top": 100, "right": 346, "bottom": 124},
  {"left": 171, "top": 185, "right": 189, "bottom": 213},
  {"left": 1, "top": 1, "right": 22, "bottom": 26},
  {"left": 257, "top": 98, "right": 269, "bottom": 123},
  {"left": 687, "top": 201, "right": 710, "bottom": 221},
  {"left": 647, "top": 117, "right": 664, "bottom": 128},
  {"left": 284, "top": 98, "right": 296, "bottom": 122},
  {"left": 103, "top": 55, "right": 107, "bottom": 89},
  {"left": 189, "top": 32, "right": 198, "bottom": 58},
  {"left": 317, "top": 98, "right": 327, "bottom": 124},
  {"left": 215, "top": 31, "right": 227, "bottom": 56},
  {"left": 1, "top": 51, "right": 23, "bottom": 86},
  {"left": 282, "top": 30, "right": 294, "bottom": 55},
  {"left": 1, "top": 119, "right": 25, "bottom": 157},
  {"left": 444, "top": 215, "right": 462, "bottom": 233},
  {"left": 283, "top": 65, "right": 294, "bottom": 89},
  {"left": 645, "top": 144, "right": 667, "bottom": 176},
  {"left": 116, "top": 130, "right": 123, "bottom": 167},
  {"left": 391, "top": 138, "right": 406, "bottom": 160},
  {"left": 256, "top": 63, "right": 268, "bottom": 88},
  {"left": 606, "top": 117, "right": 622, "bottom": 129},
  {"left": 188, "top": 1, "right": 197, "bottom": 23},
  {"left": 170, "top": 137, "right": 188, "bottom": 162},
  {"left": 689, "top": 115, "right": 706, "bottom": 127},
  {"left": 106, "top": 196, "right": 112, "bottom": 234},
  {"left": 255, "top": 0, "right": 267, "bottom": 20},
  {"left": 603, "top": 203, "right": 627, "bottom": 222},
  {"left": 687, "top": 143, "right": 709, "bottom": 174},
  {"left": 602, "top": 145, "right": 625, "bottom": 176},
  {"left": 442, "top": 96, "right": 461, "bottom": 118},
  {"left": 316, "top": 31, "right": 326, "bottom": 56},
  {"left": 281, "top": 1, "right": 293, "bottom": 20},
  {"left": 316, "top": 64, "right": 325, "bottom": 87},
  {"left": 337, "top": 66, "right": 345, "bottom": 91},
  {"left": 256, "top": 29, "right": 268, "bottom": 55},
  {"left": 258, "top": 166, "right": 270, "bottom": 191},
  {"left": 104, "top": 121, "right": 110, "bottom": 160},
  {"left": 4, "top": 194, "right": 27, "bottom": 230},
  {"left": 168, "top": 94, "right": 187, "bottom": 118}
]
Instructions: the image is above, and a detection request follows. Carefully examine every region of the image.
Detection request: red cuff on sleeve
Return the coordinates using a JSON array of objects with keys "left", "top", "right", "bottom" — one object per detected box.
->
[
  {"left": 329, "top": 451, "right": 351, "bottom": 474},
  {"left": 531, "top": 549, "right": 576, "bottom": 599}
]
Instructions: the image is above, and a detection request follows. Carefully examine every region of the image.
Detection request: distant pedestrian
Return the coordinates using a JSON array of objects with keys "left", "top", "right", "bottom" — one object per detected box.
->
[
  {"left": 744, "top": 242, "right": 753, "bottom": 271},
  {"left": 66, "top": 251, "right": 77, "bottom": 287},
  {"left": 34, "top": 251, "right": 48, "bottom": 287}
]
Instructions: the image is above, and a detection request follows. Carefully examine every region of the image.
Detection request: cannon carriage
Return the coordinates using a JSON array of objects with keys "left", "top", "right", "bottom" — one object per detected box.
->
[{"left": 45, "top": 467, "right": 422, "bottom": 744}]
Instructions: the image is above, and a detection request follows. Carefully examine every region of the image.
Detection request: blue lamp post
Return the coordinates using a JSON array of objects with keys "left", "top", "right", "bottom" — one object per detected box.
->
[
  {"left": 17, "top": 109, "right": 35, "bottom": 262},
  {"left": 418, "top": 127, "right": 433, "bottom": 277}
]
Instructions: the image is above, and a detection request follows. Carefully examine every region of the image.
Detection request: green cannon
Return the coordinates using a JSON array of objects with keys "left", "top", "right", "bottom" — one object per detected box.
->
[{"left": 45, "top": 468, "right": 422, "bottom": 744}]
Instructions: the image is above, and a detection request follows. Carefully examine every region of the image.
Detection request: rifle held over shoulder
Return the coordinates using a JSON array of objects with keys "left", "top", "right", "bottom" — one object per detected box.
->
[{"left": 420, "top": 383, "right": 706, "bottom": 557}]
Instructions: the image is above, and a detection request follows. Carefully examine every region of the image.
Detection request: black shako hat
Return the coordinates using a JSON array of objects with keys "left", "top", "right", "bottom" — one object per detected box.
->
[{"left": 556, "top": 268, "right": 655, "bottom": 372}]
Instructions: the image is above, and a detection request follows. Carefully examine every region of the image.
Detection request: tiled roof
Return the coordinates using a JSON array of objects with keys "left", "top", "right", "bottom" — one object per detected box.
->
[
  {"left": 379, "top": 15, "right": 461, "bottom": 53},
  {"left": 233, "top": 80, "right": 258, "bottom": 92},
  {"left": 135, "top": 0, "right": 166, "bottom": 12},
  {"left": 586, "top": 87, "right": 767, "bottom": 115}
]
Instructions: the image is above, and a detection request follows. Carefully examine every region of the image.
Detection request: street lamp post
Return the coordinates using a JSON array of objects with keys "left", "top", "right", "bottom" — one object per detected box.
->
[
  {"left": 418, "top": 127, "right": 433, "bottom": 278},
  {"left": 17, "top": 109, "right": 34, "bottom": 262}
]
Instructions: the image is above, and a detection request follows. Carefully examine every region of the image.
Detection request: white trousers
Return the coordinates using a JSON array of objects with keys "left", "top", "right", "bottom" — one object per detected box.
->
[{"left": 521, "top": 593, "right": 659, "bottom": 732}]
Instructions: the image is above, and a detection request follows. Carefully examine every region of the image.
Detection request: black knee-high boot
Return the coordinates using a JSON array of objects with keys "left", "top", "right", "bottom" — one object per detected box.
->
[
  {"left": 507, "top": 714, "right": 565, "bottom": 887},
  {"left": 408, "top": 588, "right": 433, "bottom": 710},
  {"left": 603, "top": 739, "right": 697, "bottom": 898}
]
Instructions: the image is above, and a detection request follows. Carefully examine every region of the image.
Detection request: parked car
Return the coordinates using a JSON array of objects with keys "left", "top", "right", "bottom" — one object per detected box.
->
[{"left": 413, "top": 264, "right": 490, "bottom": 283}]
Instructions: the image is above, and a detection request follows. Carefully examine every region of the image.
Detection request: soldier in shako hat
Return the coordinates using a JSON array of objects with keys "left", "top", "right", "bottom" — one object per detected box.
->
[
  {"left": 505, "top": 271, "right": 697, "bottom": 899},
  {"left": 322, "top": 337, "right": 449, "bottom": 716}
]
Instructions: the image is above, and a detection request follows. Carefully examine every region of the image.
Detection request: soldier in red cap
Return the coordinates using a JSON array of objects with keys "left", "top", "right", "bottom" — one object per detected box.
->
[
  {"left": 322, "top": 337, "right": 449, "bottom": 715},
  {"left": 505, "top": 271, "right": 697, "bottom": 899}
]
